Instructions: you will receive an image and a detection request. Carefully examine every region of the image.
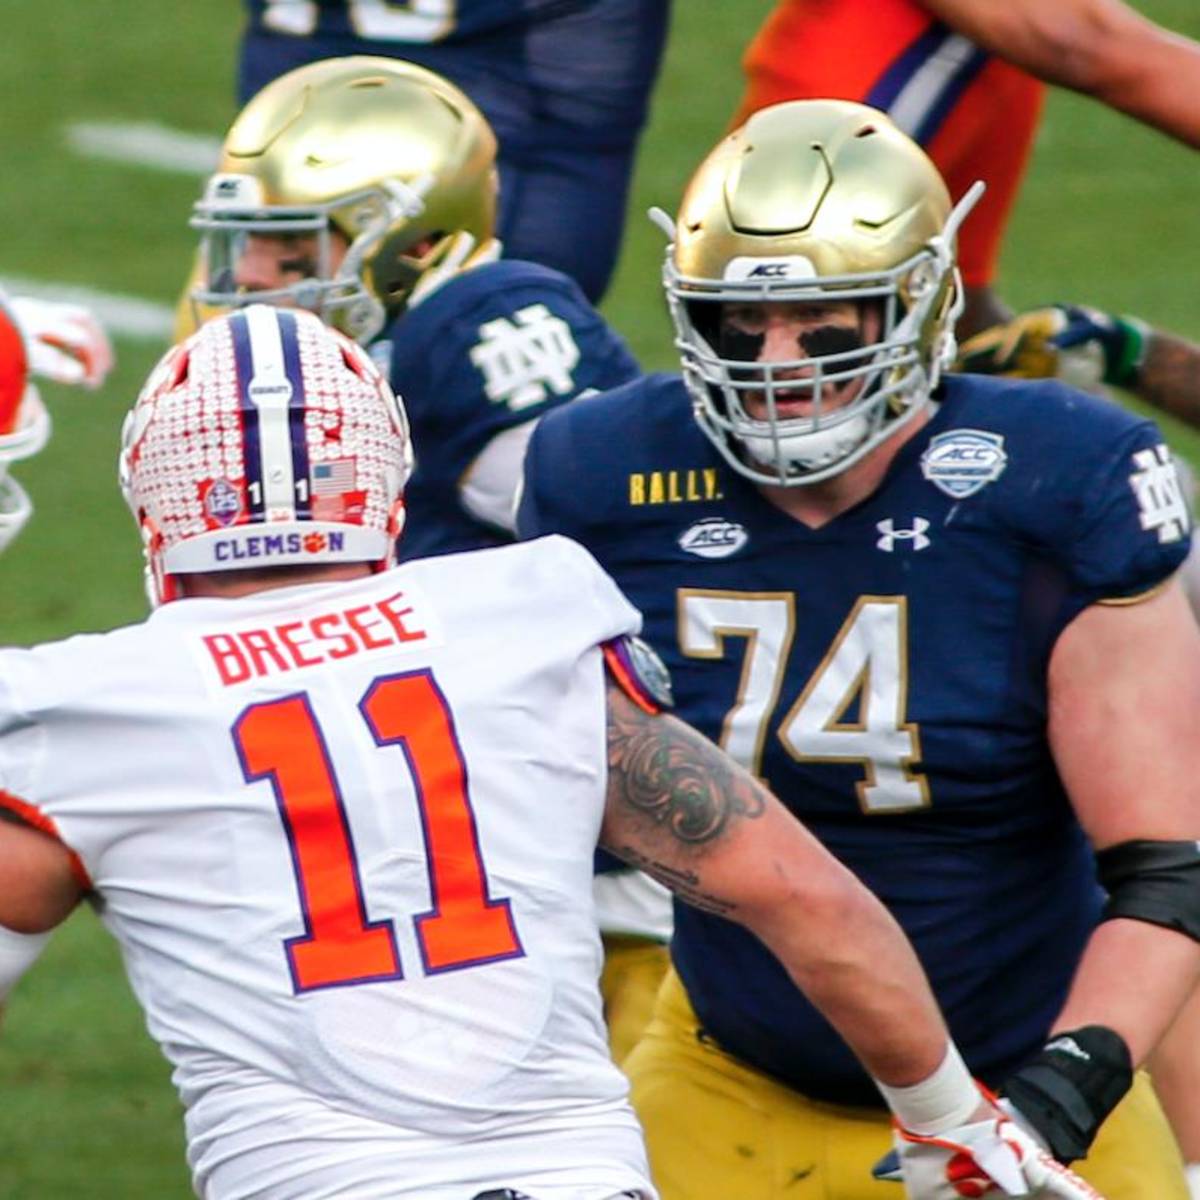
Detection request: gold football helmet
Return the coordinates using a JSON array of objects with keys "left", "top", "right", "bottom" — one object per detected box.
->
[
  {"left": 190, "top": 55, "right": 499, "bottom": 343},
  {"left": 657, "top": 99, "right": 982, "bottom": 486}
]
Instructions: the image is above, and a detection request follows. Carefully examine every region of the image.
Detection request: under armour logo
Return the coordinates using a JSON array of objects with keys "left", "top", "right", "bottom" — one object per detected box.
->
[
  {"left": 876, "top": 517, "right": 931, "bottom": 552},
  {"left": 1129, "top": 443, "right": 1190, "bottom": 544},
  {"left": 469, "top": 303, "right": 581, "bottom": 411}
]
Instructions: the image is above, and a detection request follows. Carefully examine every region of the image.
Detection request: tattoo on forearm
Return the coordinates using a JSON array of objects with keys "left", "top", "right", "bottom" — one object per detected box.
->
[
  {"left": 605, "top": 684, "right": 767, "bottom": 845},
  {"left": 608, "top": 844, "right": 739, "bottom": 916},
  {"left": 1140, "top": 334, "right": 1200, "bottom": 427}
]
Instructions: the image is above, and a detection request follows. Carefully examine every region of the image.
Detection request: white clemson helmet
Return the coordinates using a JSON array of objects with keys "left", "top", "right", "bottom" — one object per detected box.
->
[
  {"left": 120, "top": 304, "right": 412, "bottom": 606},
  {"left": 0, "top": 289, "right": 50, "bottom": 553}
]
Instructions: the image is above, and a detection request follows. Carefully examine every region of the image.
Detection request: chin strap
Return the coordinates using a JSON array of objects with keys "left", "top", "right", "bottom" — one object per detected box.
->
[{"left": 407, "top": 233, "right": 502, "bottom": 310}]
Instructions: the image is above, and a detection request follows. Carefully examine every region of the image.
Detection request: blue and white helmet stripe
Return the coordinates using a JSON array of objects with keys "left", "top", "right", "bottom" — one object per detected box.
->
[{"left": 228, "top": 306, "right": 312, "bottom": 524}]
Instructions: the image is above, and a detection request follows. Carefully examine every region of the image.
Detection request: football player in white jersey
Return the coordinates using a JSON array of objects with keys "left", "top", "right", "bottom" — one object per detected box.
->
[
  {"left": 183, "top": 54, "right": 669, "bottom": 1063},
  {"left": 0, "top": 285, "right": 113, "bottom": 1023},
  {"left": 0, "top": 305, "right": 1102, "bottom": 1200},
  {"left": 0, "top": 286, "right": 113, "bottom": 554}
]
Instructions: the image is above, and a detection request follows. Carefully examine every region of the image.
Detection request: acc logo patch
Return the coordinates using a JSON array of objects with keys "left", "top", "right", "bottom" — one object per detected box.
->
[
  {"left": 724, "top": 255, "right": 817, "bottom": 283},
  {"left": 678, "top": 517, "right": 748, "bottom": 559},
  {"left": 920, "top": 430, "right": 1007, "bottom": 498}
]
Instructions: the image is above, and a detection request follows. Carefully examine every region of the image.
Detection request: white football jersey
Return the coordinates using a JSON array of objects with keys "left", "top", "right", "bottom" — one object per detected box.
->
[{"left": 0, "top": 536, "right": 656, "bottom": 1200}]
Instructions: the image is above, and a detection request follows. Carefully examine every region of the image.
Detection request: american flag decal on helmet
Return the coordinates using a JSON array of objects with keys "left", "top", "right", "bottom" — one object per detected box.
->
[{"left": 312, "top": 458, "right": 357, "bottom": 495}]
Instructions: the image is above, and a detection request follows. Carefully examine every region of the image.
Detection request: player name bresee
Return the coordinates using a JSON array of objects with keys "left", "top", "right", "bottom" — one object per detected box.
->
[{"left": 199, "top": 589, "right": 432, "bottom": 687}]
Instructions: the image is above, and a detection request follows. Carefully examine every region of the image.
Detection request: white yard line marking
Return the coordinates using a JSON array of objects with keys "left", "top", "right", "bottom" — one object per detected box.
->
[
  {"left": 2, "top": 276, "right": 174, "bottom": 342},
  {"left": 66, "top": 120, "right": 221, "bottom": 176}
]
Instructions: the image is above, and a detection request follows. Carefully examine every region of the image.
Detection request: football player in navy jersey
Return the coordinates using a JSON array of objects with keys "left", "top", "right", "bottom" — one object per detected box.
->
[
  {"left": 185, "top": 54, "right": 670, "bottom": 1061},
  {"left": 189, "top": 55, "right": 643, "bottom": 561},
  {"left": 236, "top": 0, "right": 671, "bottom": 303},
  {"left": 517, "top": 99, "right": 1200, "bottom": 1199}
]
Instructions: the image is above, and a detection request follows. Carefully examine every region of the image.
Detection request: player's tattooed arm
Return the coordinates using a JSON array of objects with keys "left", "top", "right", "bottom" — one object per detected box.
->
[
  {"left": 600, "top": 680, "right": 768, "bottom": 916},
  {"left": 600, "top": 677, "right": 959, "bottom": 1086},
  {"left": 1138, "top": 331, "right": 1200, "bottom": 429}
]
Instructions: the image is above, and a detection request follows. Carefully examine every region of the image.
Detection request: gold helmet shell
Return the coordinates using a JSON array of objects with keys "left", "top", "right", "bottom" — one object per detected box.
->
[
  {"left": 191, "top": 55, "right": 499, "bottom": 342},
  {"left": 662, "top": 99, "right": 978, "bottom": 486}
]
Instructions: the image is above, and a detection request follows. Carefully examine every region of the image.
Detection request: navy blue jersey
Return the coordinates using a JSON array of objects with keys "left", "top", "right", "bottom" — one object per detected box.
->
[
  {"left": 518, "top": 372, "right": 1191, "bottom": 1105},
  {"left": 380, "top": 259, "right": 639, "bottom": 561},
  {"left": 239, "top": 1, "right": 670, "bottom": 300},
  {"left": 245, "top": 0, "right": 603, "bottom": 45}
]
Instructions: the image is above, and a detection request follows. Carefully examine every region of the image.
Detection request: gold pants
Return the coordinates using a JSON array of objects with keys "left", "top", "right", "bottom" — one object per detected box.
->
[
  {"left": 626, "top": 967, "right": 1187, "bottom": 1199},
  {"left": 600, "top": 933, "right": 670, "bottom": 1066}
]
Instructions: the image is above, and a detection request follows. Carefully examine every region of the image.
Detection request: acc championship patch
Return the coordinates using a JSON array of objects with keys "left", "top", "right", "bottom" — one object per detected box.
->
[
  {"left": 920, "top": 430, "right": 1007, "bottom": 498},
  {"left": 603, "top": 635, "right": 674, "bottom": 713}
]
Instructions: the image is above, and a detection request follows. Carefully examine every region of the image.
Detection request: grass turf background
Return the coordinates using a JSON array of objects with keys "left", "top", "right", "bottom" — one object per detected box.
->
[{"left": 0, "top": 1, "right": 1197, "bottom": 1192}]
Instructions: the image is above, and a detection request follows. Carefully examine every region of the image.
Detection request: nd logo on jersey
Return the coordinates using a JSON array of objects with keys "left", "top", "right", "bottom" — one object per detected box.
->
[
  {"left": 470, "top": 303, "right": 581, "bottom": 411},
  {"left": 1129, "top": 443, "right": 1190, "bottom": 544}
]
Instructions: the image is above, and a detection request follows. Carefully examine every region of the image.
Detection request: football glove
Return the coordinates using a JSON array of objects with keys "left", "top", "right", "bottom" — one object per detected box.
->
[
  {"left": 10, "top": 296, "right": 115, "bottom": 389},
  {"left": 894, "top": 1089, "right": 1107, "bottom": 1200},
  {"left": 956, "top": 305, "right": 1148, "bottom": 392}
]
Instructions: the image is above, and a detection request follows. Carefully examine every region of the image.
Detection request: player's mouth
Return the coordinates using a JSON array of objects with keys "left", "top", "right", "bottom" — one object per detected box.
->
[{"left": 743, "top": 376, "right": 857, "bottom": 421}]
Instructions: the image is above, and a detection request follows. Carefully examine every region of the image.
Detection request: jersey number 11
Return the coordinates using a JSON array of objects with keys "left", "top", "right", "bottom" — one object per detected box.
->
[{"left": 232, "top": 669, "right": 522, "bottom": 993}]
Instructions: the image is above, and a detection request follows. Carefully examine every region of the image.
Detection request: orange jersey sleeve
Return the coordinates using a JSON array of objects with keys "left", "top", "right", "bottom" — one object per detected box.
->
[{"left": 735, "top": 0, "right": 1045, "bottom": 288}]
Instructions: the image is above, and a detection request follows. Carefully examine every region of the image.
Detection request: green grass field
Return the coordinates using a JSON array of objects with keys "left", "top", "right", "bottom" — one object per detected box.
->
[{"left": 0, "top": 0, "right": 1198, "bottom": 1193}]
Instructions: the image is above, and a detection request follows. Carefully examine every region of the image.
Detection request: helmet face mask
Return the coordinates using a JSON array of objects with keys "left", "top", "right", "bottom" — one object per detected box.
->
[
  {"left": 120, "top": 305, "right": 413, "bottom": 607},
  {"left": 662, "top": 99, "right": 973, "bottom": 488},
  {"left": 190, "top": 56, "right": 499, "bottom": 344}
]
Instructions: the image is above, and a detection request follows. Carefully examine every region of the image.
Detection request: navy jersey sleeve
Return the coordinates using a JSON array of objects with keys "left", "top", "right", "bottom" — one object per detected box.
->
[
  {"left": 1043, "top": 400, "right": 1191, "bottom": 612},
  {"left": 951, "top": 377, "right": 1193, "bottom": 634},
  {"left": 1062, "top": 425, "right": 1191, "bottom": 601},
  {"left": 244, "top": 0, "right": 601, "bottom": 42},
  {"left": 386, "top": 260, "right": 640, "bottom": 490}
]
